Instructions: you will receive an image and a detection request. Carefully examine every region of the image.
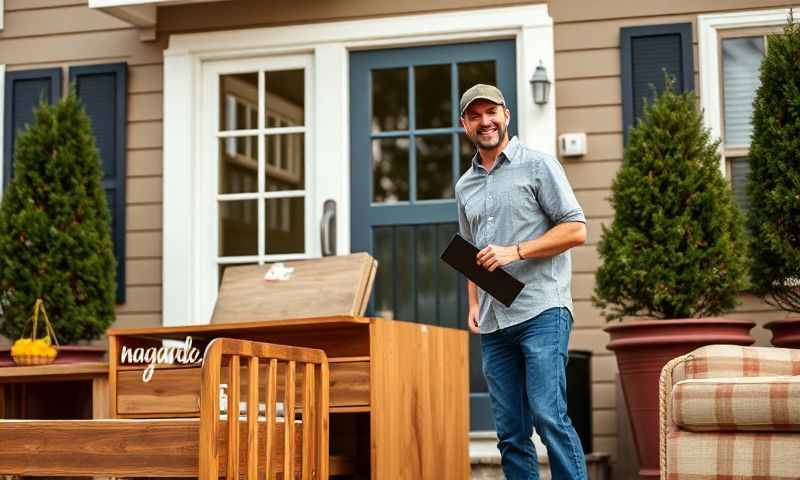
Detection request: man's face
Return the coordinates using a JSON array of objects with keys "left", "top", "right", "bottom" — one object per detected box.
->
[{"left": 460, "top": 99, "right": 510, "bottom": 150}]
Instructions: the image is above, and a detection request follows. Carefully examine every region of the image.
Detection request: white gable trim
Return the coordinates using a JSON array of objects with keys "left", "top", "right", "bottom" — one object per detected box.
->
[
  {"left": 698, "top": 8, "right": 794, "bottom": 174},
  {"left": 162, "top": 4, "right": 555, "bottom": 326}
]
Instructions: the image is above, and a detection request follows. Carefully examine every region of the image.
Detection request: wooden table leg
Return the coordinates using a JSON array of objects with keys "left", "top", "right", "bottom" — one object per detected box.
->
[{"left": 92, "top": 376, "right": 109, "bottom": 419}]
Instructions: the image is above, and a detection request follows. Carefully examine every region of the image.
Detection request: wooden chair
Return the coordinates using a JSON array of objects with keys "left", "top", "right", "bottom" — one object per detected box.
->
[{"left": 0, "top": 338, "right": 329, "bottom": 480}]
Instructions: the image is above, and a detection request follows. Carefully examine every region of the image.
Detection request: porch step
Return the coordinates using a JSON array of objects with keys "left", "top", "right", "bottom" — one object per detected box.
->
[{"left": 470, "top": 431, "right": 610, "bottom": 480}]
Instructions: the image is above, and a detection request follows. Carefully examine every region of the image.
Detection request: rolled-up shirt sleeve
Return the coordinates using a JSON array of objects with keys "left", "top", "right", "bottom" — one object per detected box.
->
[{"left": 534, "top": 154, "right": 586, "bottom": 225}]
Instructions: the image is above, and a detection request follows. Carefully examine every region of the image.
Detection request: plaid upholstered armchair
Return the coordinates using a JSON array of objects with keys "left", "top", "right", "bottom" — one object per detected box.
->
[{"left": 659, "top": 345, "right": 800, "bottom": 479}]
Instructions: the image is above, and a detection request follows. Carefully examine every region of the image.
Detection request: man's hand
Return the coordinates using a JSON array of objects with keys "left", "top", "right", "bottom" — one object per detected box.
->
[
  {"left": 467, "top": 304, "right": 480, "bottom": 334},
  {"left": 476, "top": 244, "right": 519, "bottom": 272}
]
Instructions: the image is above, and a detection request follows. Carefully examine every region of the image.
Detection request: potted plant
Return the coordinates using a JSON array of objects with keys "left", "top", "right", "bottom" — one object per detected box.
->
[
  {"left": 747, "top": 16, "right": 800, "bottom": 347},
  {"left": 0, "top": 91, "right": 116, "bottom": 364},
  {"left": 593, "top": 77, "right": 753, "bottom": 480}
]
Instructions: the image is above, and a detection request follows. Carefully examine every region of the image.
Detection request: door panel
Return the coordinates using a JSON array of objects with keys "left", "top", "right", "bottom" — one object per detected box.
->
[{"left": 350, "top": 40, "right": 516, "bottom": 431}]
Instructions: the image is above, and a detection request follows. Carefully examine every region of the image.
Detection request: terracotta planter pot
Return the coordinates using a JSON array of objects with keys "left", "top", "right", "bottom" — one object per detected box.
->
[
  {"left": 764, "top": 317, "right": 800, "bottom": 348},
  {"left": 0, "top": 345, "right": 106, "bottom": 367},
  {"left": 604, "top": 318, "right": 755, "bottom": 480}
]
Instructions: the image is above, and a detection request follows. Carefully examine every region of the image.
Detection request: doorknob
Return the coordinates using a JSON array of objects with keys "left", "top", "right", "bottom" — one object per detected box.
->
[{"left": 320, "top": 199, "right": 337, "bottom": 256}]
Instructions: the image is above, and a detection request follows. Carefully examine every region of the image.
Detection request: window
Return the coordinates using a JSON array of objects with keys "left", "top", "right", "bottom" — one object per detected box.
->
[
  {"left": 216, "top": 67, "right": 308, "bottom": 279},
  {"left": 698, "top": 9, "right": 791, "bottom": 214},
  {"left": 719, "top": 28, "right": 780, "bottom": 212}
]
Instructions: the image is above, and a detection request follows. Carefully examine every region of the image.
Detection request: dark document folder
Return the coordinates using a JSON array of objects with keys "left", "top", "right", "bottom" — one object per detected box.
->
[{"left": 440, "top": 234, "right": 524, "bottom": 307}]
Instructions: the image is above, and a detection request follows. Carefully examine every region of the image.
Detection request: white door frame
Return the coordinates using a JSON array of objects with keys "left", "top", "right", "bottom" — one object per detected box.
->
[{"left": 162, "top": 4, "right": 555, "bottom": 326}]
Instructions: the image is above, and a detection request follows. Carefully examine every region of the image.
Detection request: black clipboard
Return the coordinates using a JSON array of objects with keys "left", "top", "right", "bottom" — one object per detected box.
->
[{"left": 440, "top": 234, "right": 524, "bottom": 307}]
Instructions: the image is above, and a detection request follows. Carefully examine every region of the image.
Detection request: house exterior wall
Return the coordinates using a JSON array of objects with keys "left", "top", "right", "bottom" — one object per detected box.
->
[
  {"left": 0, "top": 0, "right": 793, "bottom": 470},
  {"left": 548, "top": 0, "right": 794, "bottom": 463},
  {"left": 0, "top": 0, "right": 168, "bottom": 336}
]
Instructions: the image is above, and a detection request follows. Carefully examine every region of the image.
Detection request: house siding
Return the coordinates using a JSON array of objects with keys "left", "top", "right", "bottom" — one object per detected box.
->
[
  {"left": 0, "top": 0, "right": 168, "bottom": 338},
  {"left": 0, "top": 0, "right": 792, "bottom": 472},
  {"left": 549, "top": 0, "right": 794, "bottom": 464}
]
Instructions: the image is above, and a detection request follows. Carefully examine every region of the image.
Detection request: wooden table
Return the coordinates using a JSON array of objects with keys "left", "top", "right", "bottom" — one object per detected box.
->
[
  {"left": 0, "top": 362, "right": 109, "bottom": 419},
  {"left": 107, "top": 316, "right": 470, "bottom": 480}
]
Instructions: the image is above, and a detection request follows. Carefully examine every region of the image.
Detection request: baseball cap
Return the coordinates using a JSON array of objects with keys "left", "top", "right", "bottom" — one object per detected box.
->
[{"left": 460, "top": 84, "right": 506, "bottom": 116}]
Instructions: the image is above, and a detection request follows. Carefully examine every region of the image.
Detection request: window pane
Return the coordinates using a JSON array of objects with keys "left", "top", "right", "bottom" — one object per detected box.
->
[
  {"left": 265, "top": 133, "right": 304, "bottom": 191},
  {"left": 372, "top": 138, "right": 410, "bottom": 203},
  {"left": 220, "top": 73, "right": 258, "bottom": 131},
  {"left": 372, "top": 68, "right": 409, "bottom": 132},
  {"left": 265, "top": 69, "right": 304, "bottom": 128},
  {"left": 458, "top": 61, "right": 496, "bottom": 101},
  {"left": 219, "top": 138, "right": 258, "bottom": 194},
  {"left": 730, "top": 156, "right": 751, "bottom": 212},
  {"left": 219, "top": 200, "right": 258, "bottom": 256},
  {"left": 265, "top": 197, "right": 304, "bottom": 254},
  {"left": 416, "top": 135, "right": 453, "bottom": 200},
  {"left": 460, "top": 134, "right": 476, "bottom": 176},
  {"left": 415, "top": 64, "right": 452, "bottom": 129},
  {"left": 722, "top": 36, "right": 765, "bottom": 146}
]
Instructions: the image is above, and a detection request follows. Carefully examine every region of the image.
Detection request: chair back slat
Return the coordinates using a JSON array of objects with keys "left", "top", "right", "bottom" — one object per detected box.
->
[
  {"left": 284, "top": 360, "right": 296, "bottom": 479},
  {"left": 301, "top": 362, "right": 315, "bottom": 480},
  {"left": 227, "top": 355, "right": 241, "bottom": 480},
  {"left": 264, "top": 358, "right": 278, "bottom": 479},
  {"left": 246, "top": 356, "right": 259, "bottom": 480},
  {"left": 198, "top": 339, "right": 329, "bottom": 480}
]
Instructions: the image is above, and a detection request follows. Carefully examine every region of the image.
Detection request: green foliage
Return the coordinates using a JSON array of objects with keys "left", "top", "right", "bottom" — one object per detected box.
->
[
  {"left": 593, "top": 77, "right": 748, "bottom": 321},
  {"left": 0, "top": 91, "right": 116, "bottom": 343},
  {"left": 747, "top": 14, "right": 800, "bottom": 313}
]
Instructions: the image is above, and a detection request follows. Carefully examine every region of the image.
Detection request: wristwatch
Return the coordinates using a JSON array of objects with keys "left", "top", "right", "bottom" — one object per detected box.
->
[{"left": 516, "top": 243, "right": 523, "bottom": 260}]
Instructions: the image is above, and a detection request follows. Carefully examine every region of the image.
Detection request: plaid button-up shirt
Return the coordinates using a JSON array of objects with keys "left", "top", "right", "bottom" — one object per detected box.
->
[{"left": 455, "top": 136, "right": 586, "bottom": 333}]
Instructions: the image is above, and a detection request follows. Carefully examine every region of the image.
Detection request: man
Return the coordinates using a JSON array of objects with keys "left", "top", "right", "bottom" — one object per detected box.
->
[{"left": 455, "top": 84, "right": 588, "bottom": 480}]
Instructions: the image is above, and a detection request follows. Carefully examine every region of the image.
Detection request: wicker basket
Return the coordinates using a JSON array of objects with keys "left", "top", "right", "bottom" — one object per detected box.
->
[
  {"left": 11, "top": 298, "right": 59, "bottom": 367},
  {"left": 12, "top": 352, "right": 57, "bottom": 366}
]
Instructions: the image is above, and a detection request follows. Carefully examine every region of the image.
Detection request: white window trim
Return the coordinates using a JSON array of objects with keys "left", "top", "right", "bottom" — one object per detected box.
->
[
  {"left": 0, "top": 64, "right": 5, "bottom": 198},
  {"left": 163, "top": 4, "right": 555, "bottom": 326},
  {"left": 698, "top": 8, "right": 794, "bottom": 174}
]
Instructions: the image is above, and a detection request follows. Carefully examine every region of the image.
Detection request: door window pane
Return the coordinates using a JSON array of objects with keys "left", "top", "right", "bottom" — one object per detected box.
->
[
  {"left": 219, "top": 137, "right": 258, "bottom": 194},
  {"left": 460, "top": 134, "right": 476, "bottom": 175},
  {"left": 722, "top": 37, "right": 765, "bottom": 146},
  {"left": 415, "top": 64, "right": 452, "bottom": 129},
  {"left": 219, "top": 200, "right": 258, "bottom": 256},
  {"left": 265, "top": 197, "right": 304, "bottom": 254},
  {"left": 372, "top": 68, "right": 409, "bottom": 132},
  {"left": 220, "top": 73, "right": 258, "bottom": 131},
  {"left": 372, "top": 138, "right": 410, "bottom": 203},
  {"left": 416, "top": 135, "right": 453, "bottom": 200},
  {"left": 265, "top": 133, "right": 305, "bottom": 191},
  {"left": 265, "top": 70, "right": 305, "bottom": 128},
  {"left": 458, "top": 61, "right": 496, "bottom": 100}
]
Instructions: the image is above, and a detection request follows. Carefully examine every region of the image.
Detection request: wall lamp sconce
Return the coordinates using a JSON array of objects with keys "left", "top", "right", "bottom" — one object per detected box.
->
[{"left": 530, "top": 61, "right": 551, "bottom": 105}]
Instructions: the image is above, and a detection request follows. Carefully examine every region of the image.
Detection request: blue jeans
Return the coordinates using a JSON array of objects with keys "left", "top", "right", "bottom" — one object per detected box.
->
[{"left": 481, "top": 307, "right": 587, "bottom": 480}]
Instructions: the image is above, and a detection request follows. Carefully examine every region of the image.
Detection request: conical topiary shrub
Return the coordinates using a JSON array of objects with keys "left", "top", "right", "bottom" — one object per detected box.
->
[
  {"left": 593, "top": 77, "right": 749, "bottom": 321},
  {"left": 0, "top": 91, "right": 116, "bottom": 344},
  {"left": 747, "top": 15, "right": 800, "bottom": 314}
]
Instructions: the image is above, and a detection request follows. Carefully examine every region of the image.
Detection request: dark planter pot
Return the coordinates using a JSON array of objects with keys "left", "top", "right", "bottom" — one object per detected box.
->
[
  {"left": 604, "top": 318, "right": 755, "bottom": 480},
  {"left": 0, "top": 345, "right": 106, "bottom": 367},
  {"left": 764, "top": 317, "right": 800, "bottom": 348}
]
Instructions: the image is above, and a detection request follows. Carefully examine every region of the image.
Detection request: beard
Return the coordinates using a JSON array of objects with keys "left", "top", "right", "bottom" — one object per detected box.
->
[{"left": 472, "top": 121, "right": 507, "bottom": 150}]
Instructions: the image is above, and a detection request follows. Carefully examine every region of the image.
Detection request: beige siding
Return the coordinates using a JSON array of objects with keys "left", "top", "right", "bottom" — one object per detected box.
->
[
  {"left": 550, "top": 0, "right": 791, "bottom": 464},
  {"left": 0, "top": 1, "right": 165, "bottom": 336},
  {"left": 158, "top": 0, "right": 545, "bottom": 34}
]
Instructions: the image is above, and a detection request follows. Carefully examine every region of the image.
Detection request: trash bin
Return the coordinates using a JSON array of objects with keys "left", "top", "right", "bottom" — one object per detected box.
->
[{"left": 566, "top": 350, "right": 592, "bottom": 453}]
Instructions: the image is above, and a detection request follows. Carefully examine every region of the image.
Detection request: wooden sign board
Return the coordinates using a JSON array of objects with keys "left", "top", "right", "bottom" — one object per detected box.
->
[{"left": 212, "top": 253, "right": 378, "bottom": 324}]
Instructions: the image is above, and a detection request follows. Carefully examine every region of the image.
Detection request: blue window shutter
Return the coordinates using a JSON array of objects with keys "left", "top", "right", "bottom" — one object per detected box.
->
[
  {"left": 621, "top": 23, "right": 693, "bottom": 143},
  {"left": 3, "top": 68, "right": 62, "bottom": 186},
  {"left": 69, "top": 63, "right": 128, "bottom": 304}
]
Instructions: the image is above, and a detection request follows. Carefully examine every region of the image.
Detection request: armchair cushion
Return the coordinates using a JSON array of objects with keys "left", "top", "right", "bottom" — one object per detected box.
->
[
  {"left": 666, "top": 431, "right": 800, "bottom": 479},
  {"left": 672, "top": 376, "right": 800, "bottom": 432},
  {"left": 681, "top": 345, "right": 800, "bottom": 381}
]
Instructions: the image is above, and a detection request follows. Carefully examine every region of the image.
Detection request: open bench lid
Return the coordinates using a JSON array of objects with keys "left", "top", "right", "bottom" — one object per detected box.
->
[{"left": 211, "top": 253, "right": 378, "bottom": 324}]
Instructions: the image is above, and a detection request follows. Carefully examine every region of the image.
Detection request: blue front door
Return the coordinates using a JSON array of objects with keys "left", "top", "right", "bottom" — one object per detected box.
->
[{"left": 349, "top": 40, "right": 517, "bottom": 430}]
